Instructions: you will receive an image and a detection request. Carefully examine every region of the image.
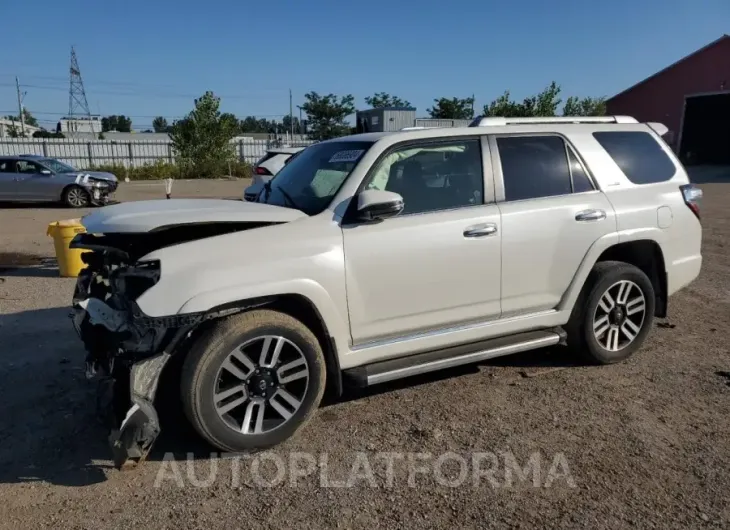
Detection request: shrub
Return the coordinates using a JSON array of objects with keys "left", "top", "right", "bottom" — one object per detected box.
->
[{"left": 89, "top": 159, "right": 252, "bottom": 181}]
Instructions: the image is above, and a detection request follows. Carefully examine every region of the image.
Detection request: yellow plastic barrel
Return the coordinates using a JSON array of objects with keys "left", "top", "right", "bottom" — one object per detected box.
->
[{"left": 47, "top": 218, "right": 89, "bottom": 277}]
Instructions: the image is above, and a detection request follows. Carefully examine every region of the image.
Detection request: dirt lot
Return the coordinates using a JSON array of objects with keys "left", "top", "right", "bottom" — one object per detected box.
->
[{"left": 0, "top": 174, "right": 728, "bottom": 529}]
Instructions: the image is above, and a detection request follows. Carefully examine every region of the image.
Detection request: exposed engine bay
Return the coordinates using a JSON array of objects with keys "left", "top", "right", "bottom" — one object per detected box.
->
[{"left": 69, "top": 222, "right": 276, "bottom": 468}]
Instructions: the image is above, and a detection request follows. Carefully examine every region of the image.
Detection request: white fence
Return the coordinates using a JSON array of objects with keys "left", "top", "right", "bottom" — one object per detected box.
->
[{"left": 0, "top": 138, "right": 315, "bottom": 168}]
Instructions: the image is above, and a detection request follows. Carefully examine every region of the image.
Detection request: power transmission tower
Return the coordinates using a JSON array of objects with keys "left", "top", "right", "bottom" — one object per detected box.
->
[{"left": 68, "top": 46, "right": 94, "bottom": 136}]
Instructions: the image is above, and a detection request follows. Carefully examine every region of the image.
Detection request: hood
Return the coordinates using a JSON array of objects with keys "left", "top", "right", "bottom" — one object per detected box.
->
[
  {"left": 64, "top": 170, "right": 118, "bottom": 182},
  {"left": 81, "top": 198, "right": 307, "bottom": 233}
]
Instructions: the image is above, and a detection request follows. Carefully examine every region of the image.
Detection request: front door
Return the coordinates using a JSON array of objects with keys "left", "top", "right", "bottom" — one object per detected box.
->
[
  {"left": 490, "top": 134, "right": 617, "bottom": 316},
  {"left": 342, "top": 137, "right": 502, "bottom": 345},
  {"left": 14, "top": 159, "right": 57, "bottom": 201}
]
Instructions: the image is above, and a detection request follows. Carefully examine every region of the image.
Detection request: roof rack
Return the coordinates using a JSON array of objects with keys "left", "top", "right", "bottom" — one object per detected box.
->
[{"left": 468, "top": 116, "right": 638, "bottom": 127}]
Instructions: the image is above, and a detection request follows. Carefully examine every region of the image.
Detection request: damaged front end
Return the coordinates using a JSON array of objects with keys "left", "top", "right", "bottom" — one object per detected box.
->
[
  {"left": 69, "top": 223, "right": 279, "bottom": 468},
  {"left": 71, "top": 244, "right": 204, "bottom": 469}
]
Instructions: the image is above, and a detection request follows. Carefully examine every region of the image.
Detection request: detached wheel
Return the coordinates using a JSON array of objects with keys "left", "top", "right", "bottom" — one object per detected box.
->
[
  {"left": 567, "top": 261, "right": 655, "bottom": 364},
  {"left": 181, "top": 310, "right": 326, "bottom": 453},
  {"left": 62, "top": 185, "right": 90, "bottom": 208}
]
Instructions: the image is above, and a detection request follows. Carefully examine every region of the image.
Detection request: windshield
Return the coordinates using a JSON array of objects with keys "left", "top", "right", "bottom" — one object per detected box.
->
[
  {"left": 259, "top": 141, "right": 373, "bottom": 215},
  {"left": 41, "top": 158, "right": 77, "bottom": 173}
]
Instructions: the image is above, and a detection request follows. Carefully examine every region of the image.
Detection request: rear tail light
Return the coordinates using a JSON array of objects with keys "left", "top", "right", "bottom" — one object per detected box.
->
[
  {"left": 680, "top": 183, "right": 702, "bottom": 220},
  {"left": 255, "top": 166, "right": 272, "bottom": 176}
]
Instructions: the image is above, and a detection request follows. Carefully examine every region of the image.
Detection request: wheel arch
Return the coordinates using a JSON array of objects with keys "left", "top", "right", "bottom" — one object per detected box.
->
[
  {"left": 175, "top": 293, "right": 344, "bottom": 398},
  {"left": 594, "top": 240, "right": 667, "bottom": 318},
  {"left": 559, "top": 232, "right": 668, "bottom": 318}
]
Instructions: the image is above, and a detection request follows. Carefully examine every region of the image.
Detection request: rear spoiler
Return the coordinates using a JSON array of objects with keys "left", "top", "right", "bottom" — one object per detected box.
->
[{"left": 646, "top": 122, "right": 669, "bottom": 137}]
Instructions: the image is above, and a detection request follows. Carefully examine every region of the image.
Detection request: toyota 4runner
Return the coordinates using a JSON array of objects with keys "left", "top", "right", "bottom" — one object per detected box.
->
[{"left": 69, "top": 116, "right": 703, "bottom": 467}]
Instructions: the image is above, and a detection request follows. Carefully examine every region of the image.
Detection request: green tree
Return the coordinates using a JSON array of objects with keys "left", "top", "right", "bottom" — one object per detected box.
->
[
  {"left": 6, "top": 123, "right": 20, "bottom": 137},
  {"left": 281, "top": 115, "right": 301, "bottom": 135},
  {"left": 4, "top": 108, "right": 38, "bottom": 128},
  {"left": 483, "top": 82, "right": 563, "bottom": 118},
  {"left": 152, "top": 116, "right": 169, "bottom": 133},
  {"left": 483, "top": 91, "right": 527, "bottom": 117},
  {"left": 364, "top": 92, "right": 412, "bottom": 108},
  {"left": 32, "top": 129, "right": 65, "bottom": 138},
  {"left": 427, "top": 97, "right": 475, "bottom": 120},
  {"left": 301, "top": 92, "right": 355, "bottom": 140},
  {"left": 169, "top": 91, "right": 238, "bottom": 176},
  {"left": 101, "top": 115, "right": 132, "bottom": 132},
  {"left": 563, "top": 96, "right": 607, "bottom": 116}
]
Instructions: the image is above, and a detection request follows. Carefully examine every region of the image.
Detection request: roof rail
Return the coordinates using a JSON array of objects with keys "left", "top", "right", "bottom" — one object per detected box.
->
[{"left": 469, "top": 115, "right": 638, "bottom": 127}]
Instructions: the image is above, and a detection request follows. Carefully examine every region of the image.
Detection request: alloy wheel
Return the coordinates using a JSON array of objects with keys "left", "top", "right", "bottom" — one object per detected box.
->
[
  {"left": 213, "top": 335, "right": 310, "bottom": 435},
  {"left": 67, "top": 187, "right": 88, "bottom": 207},
  {"left": 592, "top": 280, "right": 646, "bottom": 352}
]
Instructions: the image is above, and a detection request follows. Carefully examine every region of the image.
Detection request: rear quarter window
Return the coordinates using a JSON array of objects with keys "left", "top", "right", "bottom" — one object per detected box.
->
[{"left": 592, "top": 131, "right": 676, "bottom": 184}]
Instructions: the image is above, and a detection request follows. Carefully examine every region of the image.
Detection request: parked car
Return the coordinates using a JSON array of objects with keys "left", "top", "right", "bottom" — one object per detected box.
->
[
  {"left": 243, "top": 147, "right": 305, "bottom": 201},
  {"left": 0, "top": 155, "right": 118, "bottom": 207},
  {"left": 69, "top": 116, "right": 702, "bottom": 468}
]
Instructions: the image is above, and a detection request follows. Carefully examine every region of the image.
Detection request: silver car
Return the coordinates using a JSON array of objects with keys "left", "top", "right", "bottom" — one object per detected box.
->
[{"left": 0, "top": 155, "right": 118, "bottom": 207}]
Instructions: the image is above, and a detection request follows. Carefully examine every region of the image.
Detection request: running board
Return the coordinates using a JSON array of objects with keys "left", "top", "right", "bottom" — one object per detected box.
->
[{"left": 344, "top": 329, "right": 564, "bottom": 387}]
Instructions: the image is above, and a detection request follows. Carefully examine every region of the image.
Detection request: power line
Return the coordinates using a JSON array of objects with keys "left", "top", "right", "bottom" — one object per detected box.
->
[
  {"left": 0, "top": 81, "right": 290, "bottom": 101},
  {"left": 0, "top": 109, "right": 287, "bottom": 118}
]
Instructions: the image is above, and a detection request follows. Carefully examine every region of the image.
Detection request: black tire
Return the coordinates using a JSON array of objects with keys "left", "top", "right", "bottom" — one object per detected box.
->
[
  {"left": 566, "top": 261, "right": 655, "bottom": 365},
  {"left": 62, "top": 185, "right": 90, "bottom": 208},
  {"left": 180, "top": 309, "right": 326, "bottom": 453}
]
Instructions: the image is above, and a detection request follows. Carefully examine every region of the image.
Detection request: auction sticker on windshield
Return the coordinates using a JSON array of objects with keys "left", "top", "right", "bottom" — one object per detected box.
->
[{"left": 329, "top": 150, "right": 364, "bottom": 163}]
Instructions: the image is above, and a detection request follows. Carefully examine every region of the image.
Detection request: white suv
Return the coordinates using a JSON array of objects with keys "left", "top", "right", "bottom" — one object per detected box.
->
[
  {"left": 243, "top": 147, "right": 305, "bottom": 201},
  {"left": 69, "top": 116, "right": 702, "bottom": 467}
]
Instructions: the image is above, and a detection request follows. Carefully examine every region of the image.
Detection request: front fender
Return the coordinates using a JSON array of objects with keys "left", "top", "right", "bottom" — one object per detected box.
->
[{"left": 178, "top": 278, "right": 350, "bottom": 347}]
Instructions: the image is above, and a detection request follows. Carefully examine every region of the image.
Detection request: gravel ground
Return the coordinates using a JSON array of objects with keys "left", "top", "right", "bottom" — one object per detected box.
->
[{"left": 0, "top": 174, "right": 728, "bottom": 529}]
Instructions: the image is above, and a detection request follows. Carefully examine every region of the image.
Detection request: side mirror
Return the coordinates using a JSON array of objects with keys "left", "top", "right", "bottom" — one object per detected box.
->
[
  {"left": 356, "top": 189, "right": 404, "bottom": 222},
  {"left": 40, "top": 169, "right": 52, "bottom": 176}
]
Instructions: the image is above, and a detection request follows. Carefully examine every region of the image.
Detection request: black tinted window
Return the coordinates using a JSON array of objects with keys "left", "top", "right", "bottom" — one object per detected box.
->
[
  {"left": 498, "top": 136, "right": 572, "bottom": 201},
  {"left": 366, "top": 140, "right": 484, "bottom": 215},
  {"left": 568, "top": 148, "right": 594, "bottom": 193},
  {"left": 593, "top": 131, "right": 676, "bottom": 184}
]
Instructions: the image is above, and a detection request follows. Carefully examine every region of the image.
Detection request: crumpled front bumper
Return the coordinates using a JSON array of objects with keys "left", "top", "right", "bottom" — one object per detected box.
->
[{"left": 70, "top": 270, "right": 191, "bottom": 469}]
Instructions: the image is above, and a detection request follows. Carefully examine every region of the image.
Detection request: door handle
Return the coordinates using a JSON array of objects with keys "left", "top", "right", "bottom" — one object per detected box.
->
[
  {"left": 463, "top": 223, "right": 498, "bottom": 238},
  {"left": 575, "top": 209, "right": 606, "bottom": 222}
]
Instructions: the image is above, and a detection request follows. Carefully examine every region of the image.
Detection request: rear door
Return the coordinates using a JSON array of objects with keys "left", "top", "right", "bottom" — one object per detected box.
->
[{"left": 489, "top": 134, "right": 616, "bottom": 316}]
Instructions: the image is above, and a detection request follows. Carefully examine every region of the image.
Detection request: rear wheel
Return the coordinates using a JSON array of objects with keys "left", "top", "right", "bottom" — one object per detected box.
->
[
  {"left": 181, "top": 310, "right": 326, "bottom": 453},
  {"left": 567, "top": 261, "right": 655, "bottom": 364},
  {"left": 62, "top": 185, "right": 90, "bottom": 208}
]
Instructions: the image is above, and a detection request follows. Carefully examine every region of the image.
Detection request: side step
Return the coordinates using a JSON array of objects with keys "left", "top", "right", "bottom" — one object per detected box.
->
[{"left": 344, "top": 329, "right": 565, "bottom": 387}]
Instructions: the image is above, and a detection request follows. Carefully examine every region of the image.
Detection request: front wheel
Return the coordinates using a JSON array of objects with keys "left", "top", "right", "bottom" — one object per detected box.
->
[
  {"left": 62, "top": 185, "right": 90, "bottom": 208},
  {"left": 567, "top": 261, "right": 655, "bottom": 364},
  {"left": 181, "top": 310, "right": 326, "bottom": 453}
]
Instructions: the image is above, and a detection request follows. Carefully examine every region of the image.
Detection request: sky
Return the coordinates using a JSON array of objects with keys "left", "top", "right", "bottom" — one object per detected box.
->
[{"left": 1, "top": 0, "right": 728, "bottom": 131}]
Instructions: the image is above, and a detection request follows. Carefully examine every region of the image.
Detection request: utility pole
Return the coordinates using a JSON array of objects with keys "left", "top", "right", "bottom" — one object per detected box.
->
[
  {"left": 15, "top": 77, "right": 26, "bottom": 136},
  {"left": 289, "top": 89, "right": 294, "bottom": 138}
]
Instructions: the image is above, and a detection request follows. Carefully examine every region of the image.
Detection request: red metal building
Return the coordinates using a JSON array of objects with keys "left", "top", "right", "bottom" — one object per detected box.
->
[{"left": 606, "top": 35, "right": 730, "bottom": 164}]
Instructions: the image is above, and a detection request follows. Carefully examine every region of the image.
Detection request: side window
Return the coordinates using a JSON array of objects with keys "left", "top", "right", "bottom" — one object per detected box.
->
[
  {"left": 0, "top": 160, "right": 17, "bottom": 172},
  {"left": 497, "top": 136, "right": 572, "bottom": 201},
  {"left": 16, "top": 160, "right": 42, "bottom": 174},
  {"left": 365, "top": 139, "right": 484, "bottom": 215},
  {"left": 592, "top": 131, "right": 676, "bottom": 184},
  {"left": 567, "top": 148, "right": 595, "bottom": 193}
]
